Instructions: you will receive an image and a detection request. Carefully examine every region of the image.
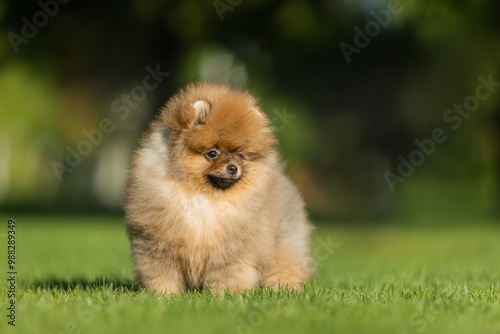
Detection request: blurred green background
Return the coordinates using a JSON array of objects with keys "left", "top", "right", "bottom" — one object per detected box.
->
[{"left": 1, "top": 0, "right": 499, "bottom": 224}]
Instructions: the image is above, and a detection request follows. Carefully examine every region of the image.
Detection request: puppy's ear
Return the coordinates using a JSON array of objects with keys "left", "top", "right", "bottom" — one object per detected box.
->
[
  {"left": 191, "top": 100, "right": 210, "bottom": 126},
  {"left": 251, "top": 107, "right": 272, "bottom": 125},
  {"left": 252, "top": 108, "right": 262, "bottom": 117}
]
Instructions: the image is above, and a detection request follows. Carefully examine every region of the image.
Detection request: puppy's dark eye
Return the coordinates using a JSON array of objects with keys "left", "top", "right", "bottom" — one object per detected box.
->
[
  {"left": 238, "top": 152, "right": 245, "bottom": 159},
  {"left": 205, "top": 150, "right": 219, "bottom": 159}
]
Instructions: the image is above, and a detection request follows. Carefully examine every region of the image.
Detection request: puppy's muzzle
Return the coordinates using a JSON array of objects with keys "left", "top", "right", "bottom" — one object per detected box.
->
[{"left": 207, "top": 175, "right": 240, "bottom": 189}]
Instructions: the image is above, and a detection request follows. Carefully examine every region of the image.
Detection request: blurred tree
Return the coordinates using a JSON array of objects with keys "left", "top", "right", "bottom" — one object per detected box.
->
[{"left": 1, "top": 0, "right": 499, "bottom": 222}]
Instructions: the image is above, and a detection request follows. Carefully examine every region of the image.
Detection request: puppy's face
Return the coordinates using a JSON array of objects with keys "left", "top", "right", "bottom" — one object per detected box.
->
[
  {"left": 201, "top": 148, "right": 243, "bottom": 190},
  {"left": 165, "top": 88, "right": 277, "bottom": 193}
]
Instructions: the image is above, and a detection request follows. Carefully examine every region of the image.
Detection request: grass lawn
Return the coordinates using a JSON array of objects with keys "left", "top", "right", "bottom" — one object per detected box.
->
[{"left": 0, "top": 215, "right": 499, "bottom": 334}]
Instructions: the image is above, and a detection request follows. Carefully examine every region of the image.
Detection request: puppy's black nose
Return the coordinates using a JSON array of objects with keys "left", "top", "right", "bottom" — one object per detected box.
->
[{"left": 227, "top": 165, "right": 238, "bottom": 175}]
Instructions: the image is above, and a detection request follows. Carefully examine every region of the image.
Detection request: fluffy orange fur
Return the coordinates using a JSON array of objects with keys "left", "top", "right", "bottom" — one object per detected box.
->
[{"left": 125, "top": 82, "right": 313, "bottom": 295}]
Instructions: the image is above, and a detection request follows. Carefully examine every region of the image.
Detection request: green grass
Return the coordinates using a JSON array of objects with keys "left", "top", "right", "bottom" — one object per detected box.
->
[{"left": 1, "top": 215, "right": 499, "bottom": 334}]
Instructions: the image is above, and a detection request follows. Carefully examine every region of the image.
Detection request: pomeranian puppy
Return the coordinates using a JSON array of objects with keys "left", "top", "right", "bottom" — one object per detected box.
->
[{"left": 125, "top": 82, "right": 313, "bottom": 295}]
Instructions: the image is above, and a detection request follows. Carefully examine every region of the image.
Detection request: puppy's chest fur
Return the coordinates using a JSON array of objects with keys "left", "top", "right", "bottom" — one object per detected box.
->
[
  {"left": 164, "top": 187, "right": 257, "bottom": 277},
  {"left": 177, "top": 192, "right": 226, "bottom": 237}
]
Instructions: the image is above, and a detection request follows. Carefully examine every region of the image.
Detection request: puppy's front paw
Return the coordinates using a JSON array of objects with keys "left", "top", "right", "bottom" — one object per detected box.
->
[
  {"left": 203, "top": 264, "right": 259, "bottom": 294},
  {"left": 270, "top": 281, "right": 302, "bottom": 292},
  {"left": 146, "top": 284, "right": 180, "bottom": 297}
]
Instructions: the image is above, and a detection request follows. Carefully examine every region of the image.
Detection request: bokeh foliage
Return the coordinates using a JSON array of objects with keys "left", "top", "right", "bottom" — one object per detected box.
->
[{"left": 0, "top": 0, "right": 499, "bottom": 222}]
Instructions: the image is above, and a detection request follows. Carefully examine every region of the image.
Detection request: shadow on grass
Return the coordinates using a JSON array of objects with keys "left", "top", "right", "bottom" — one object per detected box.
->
[
  {"left": 25, "top": 278, "right": 314, "bottom": 298},
  {"left": 26, "top": 277, "right": 142, "bottom": 292}
]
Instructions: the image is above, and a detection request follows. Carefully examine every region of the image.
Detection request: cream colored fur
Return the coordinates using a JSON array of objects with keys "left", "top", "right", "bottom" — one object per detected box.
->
[{"left": 125, "top": 82, "right": 313, "bottom": 295}]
